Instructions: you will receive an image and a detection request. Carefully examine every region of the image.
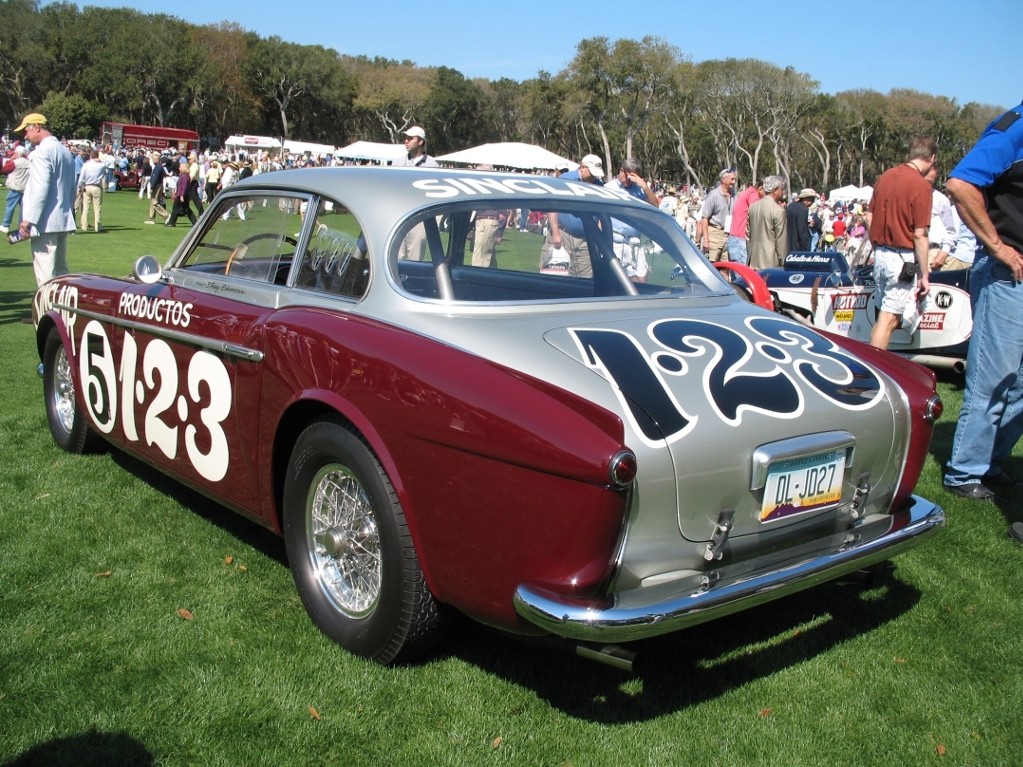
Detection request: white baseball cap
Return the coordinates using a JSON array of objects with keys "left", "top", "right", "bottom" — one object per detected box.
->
[{"left": 580, "top": 154, "right": 604, "bottom": 179}]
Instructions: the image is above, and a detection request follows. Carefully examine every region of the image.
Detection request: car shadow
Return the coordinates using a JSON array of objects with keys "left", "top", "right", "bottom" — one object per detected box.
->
[
  {"left": 108, "top": 447, "right": 288, "bottom": 567},
  {"left": 3, "top": 729, "right": 154, "bottom": 767},
  {"left": 439, "top": 572, "right": 921, "bottom": 722},
  {"left": 98, "top": 444, "right": 926, "bottom": 721}
]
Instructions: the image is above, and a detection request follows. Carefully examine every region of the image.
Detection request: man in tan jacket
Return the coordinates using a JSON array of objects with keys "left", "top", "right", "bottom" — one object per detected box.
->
[{"left": 746, "top": 175, "right": 788, "bottom": 270}]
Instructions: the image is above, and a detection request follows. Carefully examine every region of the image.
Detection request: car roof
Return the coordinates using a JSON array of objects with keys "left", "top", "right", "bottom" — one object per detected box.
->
[{"left": 230, "top": 166, "right": 650, "bottom": 219}]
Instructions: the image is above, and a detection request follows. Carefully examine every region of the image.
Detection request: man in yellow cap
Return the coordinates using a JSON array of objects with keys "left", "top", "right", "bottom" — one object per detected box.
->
[{"left": 15, "top": 112, "right": 77, "bottom": 287}]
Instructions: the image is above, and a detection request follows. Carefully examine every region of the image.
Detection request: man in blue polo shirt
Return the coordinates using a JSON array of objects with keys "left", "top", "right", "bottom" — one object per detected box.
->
[
  {"left": 547, "top": 154, "right": 605, "bottom": 277},
  {"left": 942, "top": 101, "right": 1023, "bottom": 533}
]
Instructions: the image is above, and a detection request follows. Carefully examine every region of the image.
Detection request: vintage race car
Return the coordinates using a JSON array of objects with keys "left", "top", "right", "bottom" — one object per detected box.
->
[
  {"left": 760, "top": 251, "right": 972, "bottom": 372},
  {"left": 32, "top": 167, "right": 945, "bottom": 667}
]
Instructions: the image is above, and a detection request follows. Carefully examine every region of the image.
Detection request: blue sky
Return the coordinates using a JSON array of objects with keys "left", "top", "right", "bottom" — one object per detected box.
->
[{"left": 76, "top": 0, "right": 1020, "bottom": 109}]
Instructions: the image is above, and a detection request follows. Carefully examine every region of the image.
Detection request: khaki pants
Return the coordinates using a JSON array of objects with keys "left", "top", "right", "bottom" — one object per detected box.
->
[
  {"left": 706, "top": 226, "right": 728, "bottom": 262},
  {"left": 472, "top": 217, "right": 500, "bottom": 267},
  {"left": 81, "top": 184, "right": 103, "bottom": 230},
  {"left": 397, "top": 223, "right": 428, "bottom": 261},
  {"left": 31, "top": 232, "right": 69, "bottom": 288},
  {"left": 937, "top": 255, "right": 973, "bottom": 272},
  {"left": 561, "top": 231, "right": 592, "bottom": 277}
]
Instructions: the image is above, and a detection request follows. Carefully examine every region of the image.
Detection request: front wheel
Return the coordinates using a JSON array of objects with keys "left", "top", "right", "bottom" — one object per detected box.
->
[
  {"left": 43, "top": 328, "right": 97, "bottom": 453},
  {"left": 283, "top": 419, "right": 444, "bottom": 664}
]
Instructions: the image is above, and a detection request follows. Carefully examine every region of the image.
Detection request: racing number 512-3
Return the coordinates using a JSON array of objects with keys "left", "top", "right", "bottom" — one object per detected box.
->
[{"left": 78, "top": 319, "right": 233, "bottom": 482}]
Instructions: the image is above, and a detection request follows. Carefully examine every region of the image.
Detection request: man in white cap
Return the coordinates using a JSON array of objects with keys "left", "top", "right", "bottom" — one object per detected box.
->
[
  {"left": 392, "top": 126, "right": 439, "bottom": 261},
  {"left": 696, "top": 168, "right": 737, "bottom": 262},
  {"left": 546, "top": 154, "right": 605, "bottom": 277},
  {"left": 15, "top": 112, "right": 76, "bottom": 287},
  {"left": 394, "top": 126, "right": 438, "bottom": 168}
]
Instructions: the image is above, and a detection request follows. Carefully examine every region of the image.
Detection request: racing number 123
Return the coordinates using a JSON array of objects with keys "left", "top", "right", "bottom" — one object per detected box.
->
[{"left": 80, "top": 320, "right": 232, "bottom": 482}]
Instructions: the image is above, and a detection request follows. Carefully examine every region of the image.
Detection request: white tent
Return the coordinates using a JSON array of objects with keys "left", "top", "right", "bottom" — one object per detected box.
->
[
  {"left": 224, "top": 134, "right": 281, "bottom": 151},
  {"left": 284, "top": 139, "right": 336, "bottom": 156},
  {"left": 829, "top": 184, "right": 873, "bottom": 203},
  {"left": 335, "top": 141, "right": 407, "bottom": 164},
  {"left": 435, "top": 142, "right": 577, "bottom": 171}
]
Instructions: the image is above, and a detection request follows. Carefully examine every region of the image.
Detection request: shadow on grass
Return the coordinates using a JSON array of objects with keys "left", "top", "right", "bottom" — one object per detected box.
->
[
  {"left": 441, "top": 573, "right": 922, "bottom": 723},
  {"left": 109, "top": 447, "right": 288, "bottom": 567},
  {"left": 99, "top": 441, "right": 925, "bottom": 724},
  {"left": 0, "top": 289, "right": 33, "bottom": 325},
  {"left": 3, "top": 728, "right": 153, "bottom": 767},
  {"left": 0, "top": 252, "right": 34, "bottom": 326}
]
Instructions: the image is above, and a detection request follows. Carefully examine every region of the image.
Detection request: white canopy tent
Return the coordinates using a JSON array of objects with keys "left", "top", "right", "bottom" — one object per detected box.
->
[
  {"left": 335, "top": 141, "right": 408, "bottom": 164},
  {"left": 224, "top": 134, "right": 282, "bottom": 151},
  {"left": 284, "top": 139, "right": 336, "bottom": 156},
  {"left": 435, "top": 142, "right": 578, "bottom": 172},
  {"left": 829, "top": 184, "right": 873, "bottom": 203}
]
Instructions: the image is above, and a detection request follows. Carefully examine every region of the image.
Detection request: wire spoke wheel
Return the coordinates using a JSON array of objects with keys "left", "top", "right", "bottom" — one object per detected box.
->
[
  {"left": 284, "top": 419, "right": 445, "bottom": 663},
  {"left": 43, "top": 328, "right": 96, "bottom": 454},
  {"left": 305, "top": 463, "right": 382, "bottom": 618}
]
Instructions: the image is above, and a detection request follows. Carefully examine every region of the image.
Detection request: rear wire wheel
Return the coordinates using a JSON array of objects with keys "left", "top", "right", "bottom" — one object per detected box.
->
[{"left": 283, "top": 419, "right": 444, "bottom": 663}]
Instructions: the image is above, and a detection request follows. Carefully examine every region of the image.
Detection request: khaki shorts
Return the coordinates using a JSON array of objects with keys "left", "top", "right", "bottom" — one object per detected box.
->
[{"left": 873, "top": 246, "right": 917, "bottom": 315}]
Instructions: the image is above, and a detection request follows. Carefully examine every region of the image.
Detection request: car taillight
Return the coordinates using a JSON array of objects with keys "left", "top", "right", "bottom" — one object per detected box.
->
[
  {"left": 609, "top": 450, "right": 638, "bottom": 488},
  {"left": 925, "top": 394, "right": 943, "bottom": 423}
]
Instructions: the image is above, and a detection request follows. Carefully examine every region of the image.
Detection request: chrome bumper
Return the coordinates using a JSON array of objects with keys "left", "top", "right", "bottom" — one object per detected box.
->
[{"left": 513, "top": 495, "right": 944, "bottom": 643}]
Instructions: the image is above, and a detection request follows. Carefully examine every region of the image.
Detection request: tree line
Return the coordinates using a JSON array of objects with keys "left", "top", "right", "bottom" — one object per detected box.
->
[{"left": 0, "top": 1, "right": 1004, "bottom": 191}]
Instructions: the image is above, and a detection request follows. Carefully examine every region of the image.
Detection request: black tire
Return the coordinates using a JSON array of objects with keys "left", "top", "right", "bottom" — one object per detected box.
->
[
  {"left": 283, "top": 419, "right": 444, "bottom": 664},
  {"left": 42, "top": 328, "right": 96, "bottom": 454}
]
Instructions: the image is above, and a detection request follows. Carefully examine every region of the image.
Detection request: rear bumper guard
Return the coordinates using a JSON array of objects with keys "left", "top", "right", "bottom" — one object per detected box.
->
[{"left": 513, "top": 495, "right": 944, "bottom": 643}]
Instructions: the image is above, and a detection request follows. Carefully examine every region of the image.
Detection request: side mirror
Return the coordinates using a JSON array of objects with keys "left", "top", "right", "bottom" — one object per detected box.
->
[{"left": 133, "top": 255, "right": 163, "bottom": 284}]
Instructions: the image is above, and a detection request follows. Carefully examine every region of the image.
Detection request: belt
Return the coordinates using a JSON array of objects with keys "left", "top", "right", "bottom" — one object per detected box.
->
[{"left": 708, "top": 222, "right": 723, "bottom": 229}]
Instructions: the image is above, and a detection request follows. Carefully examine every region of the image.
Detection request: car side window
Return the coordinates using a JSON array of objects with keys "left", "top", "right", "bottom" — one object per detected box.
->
[
  {"left": 294, "top": 198, "right": 369, "bottom": 299},
  {"left": 178, "top": 194, "right": 305, "bottom": 285}
]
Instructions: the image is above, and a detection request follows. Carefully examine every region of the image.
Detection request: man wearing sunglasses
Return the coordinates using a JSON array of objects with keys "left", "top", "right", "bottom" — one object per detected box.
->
[{"left": 696, "top": 167, "right": 736, "bottom": 262}]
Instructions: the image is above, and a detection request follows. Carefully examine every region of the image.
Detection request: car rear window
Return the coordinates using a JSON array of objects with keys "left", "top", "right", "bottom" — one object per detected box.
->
[{"left": 388, "top": 202, "right": 726, "bottom": 303}]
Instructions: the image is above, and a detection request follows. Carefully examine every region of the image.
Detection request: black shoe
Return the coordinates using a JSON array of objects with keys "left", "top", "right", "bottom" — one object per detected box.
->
[
  {"left": 1010, "top": 522, "right": 1023, "bottom": 543},
  {"left": 943, "top": 481, "right": 996, "bottom": 500}
]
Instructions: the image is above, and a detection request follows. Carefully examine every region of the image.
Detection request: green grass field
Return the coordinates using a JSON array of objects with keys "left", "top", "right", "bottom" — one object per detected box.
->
[{"left": 1, "top": 189, "right": 1022, "bottom": 767}]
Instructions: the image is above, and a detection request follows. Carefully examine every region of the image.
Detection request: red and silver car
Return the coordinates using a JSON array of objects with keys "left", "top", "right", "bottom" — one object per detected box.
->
[{"left": 33, "top": 167, "right": 944, "bottom": 666}]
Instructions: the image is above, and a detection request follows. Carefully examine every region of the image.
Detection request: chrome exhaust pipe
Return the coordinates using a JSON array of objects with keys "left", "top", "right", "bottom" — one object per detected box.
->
[
  {"left": 835, "top": 560, "right": 896, "bottom": 588},
  {"left": 520, "top": 635, "right": 639, "bottom": 672},
  {"left": 574, "top": 642, "right": 638, "bottom": 673},
  {"left": 903, "top": 354, "right": 966, "bottom": 374}
]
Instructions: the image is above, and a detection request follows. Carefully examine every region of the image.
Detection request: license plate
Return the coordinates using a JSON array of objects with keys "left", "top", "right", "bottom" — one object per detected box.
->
[{"left": 760, "top": 449, "right": 846, "bottom": 522}]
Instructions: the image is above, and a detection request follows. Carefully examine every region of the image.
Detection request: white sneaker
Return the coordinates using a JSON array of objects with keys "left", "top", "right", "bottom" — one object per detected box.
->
[{"left": 0, "top": 225, "right": 7, "bottom": 233}]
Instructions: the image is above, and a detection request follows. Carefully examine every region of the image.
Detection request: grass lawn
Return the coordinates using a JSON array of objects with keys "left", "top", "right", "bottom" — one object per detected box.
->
[{"left": 1, "top": 189, "right": 1022, "bottom": 767}]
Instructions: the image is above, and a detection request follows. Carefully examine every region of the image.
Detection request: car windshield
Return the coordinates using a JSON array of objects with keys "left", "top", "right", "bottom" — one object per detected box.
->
[{"left": 388, "top": 201, "right": 729, "bottom": 303}]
